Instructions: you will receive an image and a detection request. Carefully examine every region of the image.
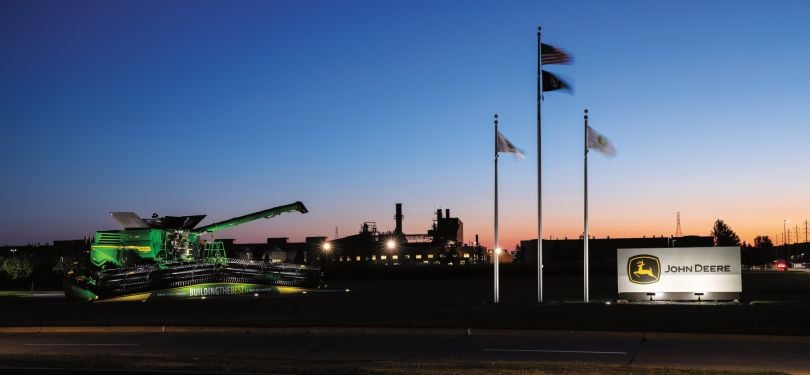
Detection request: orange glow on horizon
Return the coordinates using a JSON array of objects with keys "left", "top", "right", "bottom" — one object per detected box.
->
[{"left": 211, "top": 204, "right": 807, "bottom": 252}]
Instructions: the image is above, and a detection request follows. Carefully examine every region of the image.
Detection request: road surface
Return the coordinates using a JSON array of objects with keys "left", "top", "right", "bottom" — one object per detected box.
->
[{"left": 0, "top": 327, "right": 807, "bottom": 373}]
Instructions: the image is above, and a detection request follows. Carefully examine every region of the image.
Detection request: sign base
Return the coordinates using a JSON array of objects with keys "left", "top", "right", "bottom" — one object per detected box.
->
[{"left": 620, "top": 292, "right": 740, "bottom": 302}]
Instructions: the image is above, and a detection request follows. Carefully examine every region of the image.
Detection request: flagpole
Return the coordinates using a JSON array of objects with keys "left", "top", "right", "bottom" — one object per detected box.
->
[
  {"left": 536, "top": 26, "right": 544, "bottom": 304},
  {"left": 583, "top": 109, "right": 589, "bottom": 303},
  {"left": 494, "top": 113, "right": 500, "bottom": 304}
]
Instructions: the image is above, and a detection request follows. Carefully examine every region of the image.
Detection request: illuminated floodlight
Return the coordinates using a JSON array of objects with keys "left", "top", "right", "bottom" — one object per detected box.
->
[
  {"left": 386, "top": 240, "right": 396, "bottom": 251},
  {"left": 495, "top": 248, "right": 502, "bottom": 255},
  {"left": 322, "top": 242, "right": 332, "bottom": 251}
]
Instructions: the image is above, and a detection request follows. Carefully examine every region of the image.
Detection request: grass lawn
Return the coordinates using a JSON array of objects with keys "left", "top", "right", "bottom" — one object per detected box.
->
[{"left": 1, "top": 270, "right": 810, "bottom": 335}]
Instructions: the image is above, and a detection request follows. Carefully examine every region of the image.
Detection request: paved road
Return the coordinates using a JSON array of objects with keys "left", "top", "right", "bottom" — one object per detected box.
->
[{"left": 0, "top": 327, "right": 808, "bottom": 373}]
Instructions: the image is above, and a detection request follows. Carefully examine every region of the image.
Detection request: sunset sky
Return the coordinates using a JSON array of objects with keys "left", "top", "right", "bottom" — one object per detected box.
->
[{"left": 2, "top": 0, "right": 809, "bottom": 248}]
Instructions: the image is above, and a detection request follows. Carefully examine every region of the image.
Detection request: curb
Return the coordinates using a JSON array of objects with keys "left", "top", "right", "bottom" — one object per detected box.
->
[
  {"left": 2, "top": 326, "right": 810, "bottom": 343},
  {"left": 0, "top": 326, "right": 466, "bottom": 335},
  {"left": 0, "top": 326, "right": 642, "bottom": 338}
]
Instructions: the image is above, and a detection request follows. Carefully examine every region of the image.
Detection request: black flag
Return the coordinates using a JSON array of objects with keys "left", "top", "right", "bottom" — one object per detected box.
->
[
  {"left": 542, "top": 70, "right": 571, "bottom": 93},
  {"left": 541, "top": 43, "right": 572, "bottom": 65}
]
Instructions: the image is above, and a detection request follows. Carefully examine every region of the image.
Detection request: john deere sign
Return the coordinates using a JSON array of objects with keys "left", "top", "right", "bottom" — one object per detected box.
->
[
  {"left": 627, "top": 255, "right": 661, "bottom": 284},
  {"left": 617, "top": 247, "right": 741, "bottom": 301}
]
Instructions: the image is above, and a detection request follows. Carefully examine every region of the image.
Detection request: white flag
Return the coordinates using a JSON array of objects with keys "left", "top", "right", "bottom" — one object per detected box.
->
[
  {"left": 587, "top": 125, "right": 616, "bottom": 157},
  {"left": 496, "top": 131, "right": 525, "bottom": 159}
]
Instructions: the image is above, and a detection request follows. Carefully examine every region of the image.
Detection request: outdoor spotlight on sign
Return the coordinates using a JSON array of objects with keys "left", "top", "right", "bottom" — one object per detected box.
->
[{"left": 617, "top": 247, "right": 741, "bottom": 301}]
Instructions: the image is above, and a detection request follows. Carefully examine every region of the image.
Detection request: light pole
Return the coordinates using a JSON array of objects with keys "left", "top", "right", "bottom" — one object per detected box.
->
[
  {"left": 784, "top": 219, "right": 791, "bottom": 260},
  {"left": 385, "top": 239, "right": 397, "bottom": 264},
  {"left": 321, "top": 242, "right": 332, "bottom": 274}
]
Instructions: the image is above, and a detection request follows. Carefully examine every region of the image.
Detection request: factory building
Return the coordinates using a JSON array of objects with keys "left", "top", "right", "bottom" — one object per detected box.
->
[
  {"left": 217, "top": 203, "right": 483, "bottom": 266},
  {"left": 328, "top": 203, "right": 484, "bottom": 265},
  {"left": 428, "top": 208, "right": 463, "bottom": 247}
]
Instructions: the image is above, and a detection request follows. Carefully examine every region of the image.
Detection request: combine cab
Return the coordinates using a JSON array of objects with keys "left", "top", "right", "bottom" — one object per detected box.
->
[{"left": 64, "top": 201, "right": 322, "bottom": 301}]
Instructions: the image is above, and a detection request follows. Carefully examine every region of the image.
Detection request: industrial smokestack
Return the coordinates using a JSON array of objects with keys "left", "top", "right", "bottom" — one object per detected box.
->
[
  {"left": 395, "top": 203, "right": 403, "bottom": 234},
  {"left": 475, "top": 234, "right": 479, "bottom": 246},
  {"left": 437, "top": 209, "right": 443, "bottom": 220},
  {"left": 445, "top": 209, "right": 450, "bottom": 219}
]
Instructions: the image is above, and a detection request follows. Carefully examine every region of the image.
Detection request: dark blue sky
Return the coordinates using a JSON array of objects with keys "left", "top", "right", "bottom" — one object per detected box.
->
[{"left": 2, "top": 0, "right": 809, "bottom": 246}]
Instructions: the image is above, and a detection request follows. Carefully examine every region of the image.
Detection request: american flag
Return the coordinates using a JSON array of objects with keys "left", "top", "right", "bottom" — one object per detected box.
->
[{"left": 541, "top": 43, "right": 572, "bottom": 65}]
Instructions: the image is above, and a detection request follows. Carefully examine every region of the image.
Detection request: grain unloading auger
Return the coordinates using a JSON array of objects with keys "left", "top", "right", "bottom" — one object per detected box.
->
[{"left": 64, "top": 201, "right": 321, "bottom": 301}]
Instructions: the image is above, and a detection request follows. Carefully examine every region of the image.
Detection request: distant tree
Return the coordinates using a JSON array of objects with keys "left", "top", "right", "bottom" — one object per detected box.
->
[
  {"left": 512, "top": 244, "right": 524, "bottom": 263},
  {"left": 740, "top": 242, "right": 753, "bottom": 266},
  {"left": 2, "top": 256, "right": 34, "bottom": 280},
  {"left": 751, "top": 235, "right": 777, "bottom": 265},
  {"left": 52, "top": 256, "right": 78, "bottom": 276},
  {"left": 711, "top": 219, "right": 741, "bottom": 247},
  {"left": 754, "top": 236, "right": 773, "bottom": 248}
]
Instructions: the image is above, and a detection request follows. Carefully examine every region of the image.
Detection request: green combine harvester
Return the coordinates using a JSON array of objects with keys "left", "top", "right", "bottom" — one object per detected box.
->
[{"left": 64, "top": 201, "right": 322, "bottom": 301}]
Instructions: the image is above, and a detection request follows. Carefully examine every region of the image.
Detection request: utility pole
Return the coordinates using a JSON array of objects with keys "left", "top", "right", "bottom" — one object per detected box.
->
[
  {"left": 782, "top": 219, "right": 790, "bottom": 259},
  {"left": 802, "top": 219, "right": 807, "bottom": 263},
  {"left": 675, "top": 211, "right": 683, "bottom": 237},
  {"left": 796, "top": 224, "right": 800, "bottom": 245}
]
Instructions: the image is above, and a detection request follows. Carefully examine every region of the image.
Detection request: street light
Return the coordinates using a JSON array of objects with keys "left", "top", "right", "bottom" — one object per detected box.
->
[
  {"left": 321, "top": 242, "right": 332, "bottom": 274},
  {"left": 385, "top": 239, "right": 397, "bottom": 265}
]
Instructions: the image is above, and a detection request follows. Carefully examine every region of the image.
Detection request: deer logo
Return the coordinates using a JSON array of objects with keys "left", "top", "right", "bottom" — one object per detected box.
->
[
  {"left": 633, "top": 260, "right": 655, "bottom": 277},
  {"left": 628, "top": 255, "right": 660, "bottom": 284}
]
